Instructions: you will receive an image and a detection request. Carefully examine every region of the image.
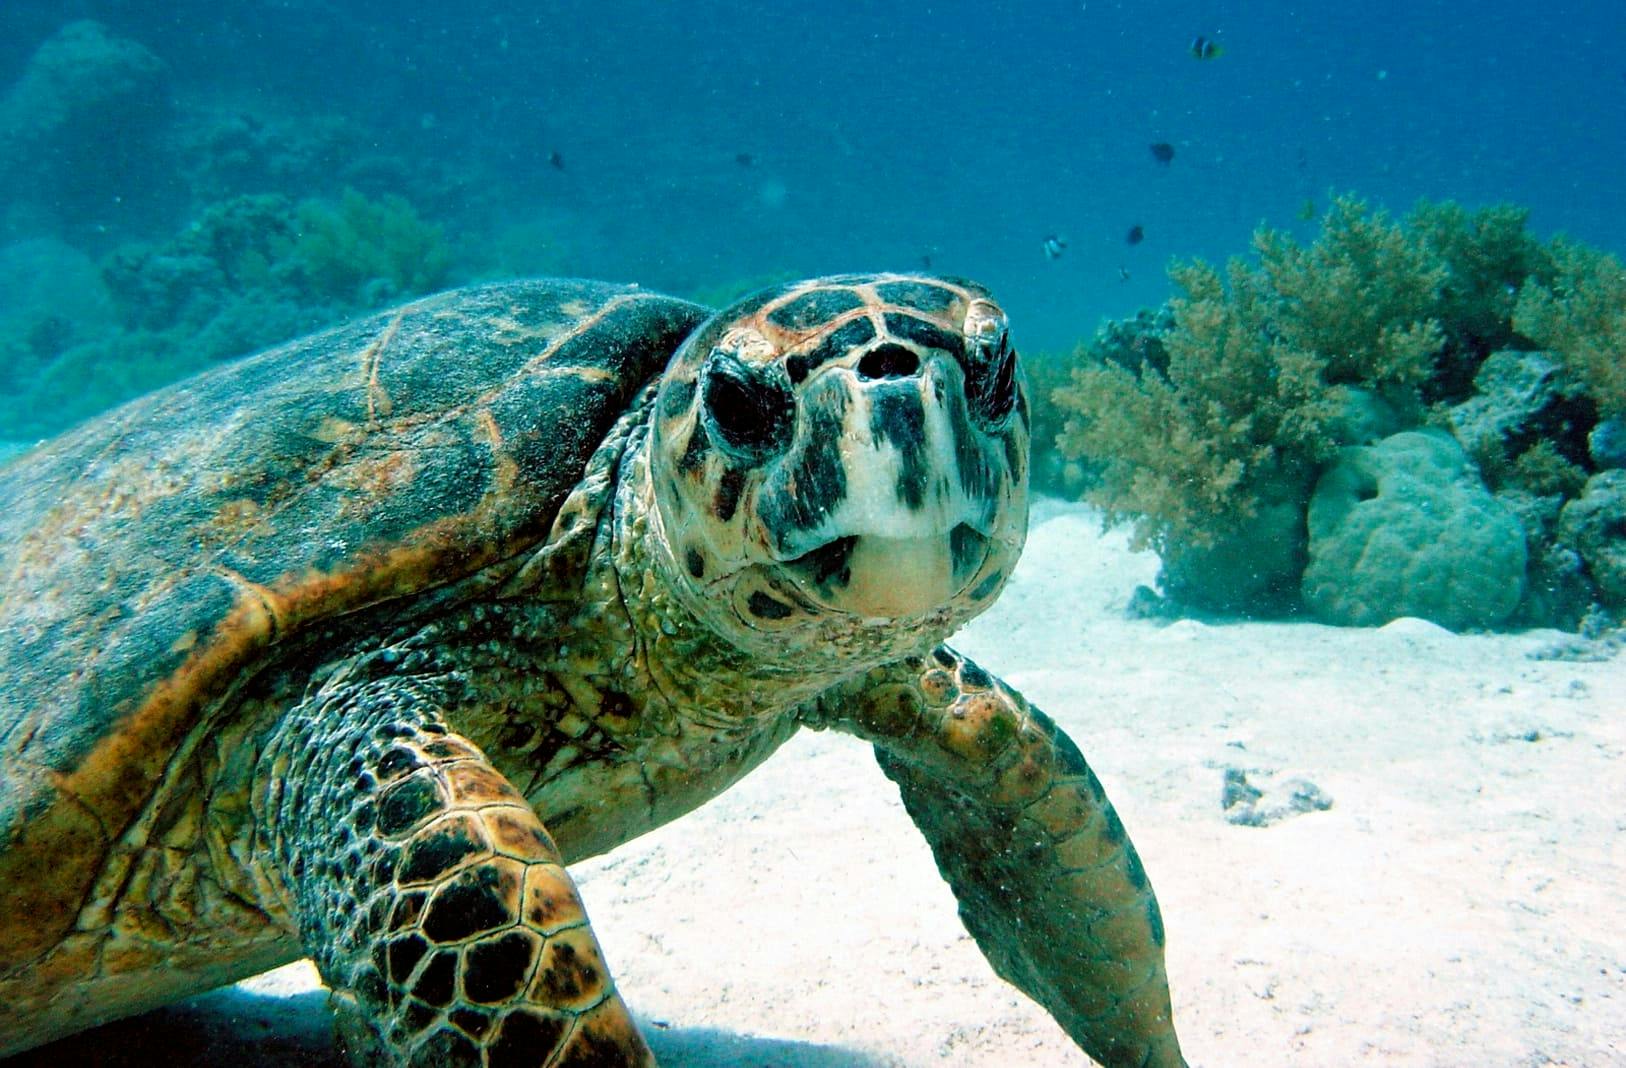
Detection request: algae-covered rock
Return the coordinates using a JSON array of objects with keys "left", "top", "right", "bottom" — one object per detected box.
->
[
  {"left": 1303, "top": 431, "right": 1527, "bottom": 629},
  {"left": 1557, "top": 470, "right": 1626, "bottom": 604},
  {"left": 0, "top": 21, "right": 174, "bottom": 227}
]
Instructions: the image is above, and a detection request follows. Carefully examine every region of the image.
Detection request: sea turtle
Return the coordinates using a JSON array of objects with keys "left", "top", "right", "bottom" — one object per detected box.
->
[{"left": 0, "top": 274, "right": 1185, "bottom": 1067}]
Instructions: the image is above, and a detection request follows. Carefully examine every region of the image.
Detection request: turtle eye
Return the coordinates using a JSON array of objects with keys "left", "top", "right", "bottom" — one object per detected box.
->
[
  {"left": 701, "top": 350, "right": 795, "bottom": 460},
  {"left": 965, "top": 326, "right": 1018, "bottom": 428}
]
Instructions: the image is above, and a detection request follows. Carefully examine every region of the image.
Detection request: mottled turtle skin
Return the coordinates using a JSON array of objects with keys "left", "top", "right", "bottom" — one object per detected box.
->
[{"left": 0, "top": 275, "right": 1185, "bottom": 1067}]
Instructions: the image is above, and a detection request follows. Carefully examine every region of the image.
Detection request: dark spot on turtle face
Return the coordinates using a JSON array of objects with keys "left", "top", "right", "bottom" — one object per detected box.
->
[
  {"left": 1148, "top": 897, "right": 1166, "bottom": 948},
  {"left": 747, "top": 591, "right": 794, "bottom": 620},
  {"left": 789, "top": 317, "right": 877, "bottom": 384},
  {"left": 1102, "top": 806, "right": 1127, "bottom": 846},
  {"left": 377, "top": 775, "right": 446, "bottom": 837},
  {"left": 422, "top": 866, "right": 516, "bottom": 943},
  {"left": 795, "top": 535, "right": 855, "bottom": 594},
  {"left": 969, "top": 569, "right": 1004, "bottom": 602},
  {"left": 659, "top": 375, "right": 696, "bottom": 420},
  {"left": 762, "top": 391, "right": 849, "bottom": 546},
  {"left": 932, "top": 646, "right": 957, "bottom": 668},
  {"left": 488, "top": 1009, "right": 569, "bottom": 1068},
  {"left": 868, "top": 386, "right": 929, "bottom": 509},
  {"left": 398, "top": 820, "right": 486, "bottom": 885},
  {"left": 355, "top": 771, "right": 377, "bottom": 795},
  {"left": 449, "top": 1007, "right": 493, "bottom": 1039},
  {"left": 959, "top": 662, "right": 993, "bottom": 690},
  {"left": 414, "top": 950, "right": 458, "bottom": 1006},
  {"left": 950, "top": 524, "right": 985, "bottom": 580},
  {"left": 953, "top": 413, "right": 998, "bottom": 501},
  {"left": 1125, "top": 845, "right": 1149, "bottom": 892},
  {"left": 388, "top": 933, "right": 429, "bottom": 984},
  {"left": 875, "top": 279, "right": 961, "bottom": 315},
  {"left": 714, "top": 467, "right": 745, "bottom": 523},
  {"left": 676, "top": 422, "right": 709, "bottom": 476},
  {"left": 767, "top": 287, "right": 865, "bottom": 331},
  {"left": 883, "top": 312, "right": 964, "bottom": 357},
  {"left": 685, "top": 545, "right": 705, "bottom": 578},
  {"left": 463, "top": 930, "right": 539, "bottom": 1004}
]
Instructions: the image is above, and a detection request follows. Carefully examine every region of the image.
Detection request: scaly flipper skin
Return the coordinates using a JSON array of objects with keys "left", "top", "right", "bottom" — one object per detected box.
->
[
  {"left": 256, "top": 667, "right": 651, "bottom": 1067},
  {"left": 805, "top": 646, "right": 1186, "bottom": 1068}
]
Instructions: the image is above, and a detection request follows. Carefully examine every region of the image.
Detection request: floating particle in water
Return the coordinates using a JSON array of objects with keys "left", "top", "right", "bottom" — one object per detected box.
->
[
  {"left": 1149, "top": 142, "right": 1175, "bottom": 165},
  {"left": 735, "top": 152, "right": 755, "bottom": 167},
  {"left": 1042, "top": 234, "right": 1067, "bottom": 260},
  {"left": 548, "top": 150, "right": 565, "bottom": 171}
]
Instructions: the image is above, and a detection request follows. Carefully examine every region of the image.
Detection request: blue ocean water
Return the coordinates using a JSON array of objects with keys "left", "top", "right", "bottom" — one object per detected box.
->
[{"left": 3, "top": 0, "right": 1623, "bottom": 355}]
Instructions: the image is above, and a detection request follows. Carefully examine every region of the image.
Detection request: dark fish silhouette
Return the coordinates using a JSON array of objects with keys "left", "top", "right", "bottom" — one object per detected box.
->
[
  {"left": 1191, "top": 35, "right": 1223, "bottom": 60},
  {"left": 1149, "top": 142, "right": 1175, "bottom": 165},
  {"left": 735, "top": 152, "right": 755, "bottom": 167},
  {"left": 548, "top": 150, "right": 566, "bottom": 171},
  {"left": 1126, "top": 224, "right": 1145, "bottom": 246}
]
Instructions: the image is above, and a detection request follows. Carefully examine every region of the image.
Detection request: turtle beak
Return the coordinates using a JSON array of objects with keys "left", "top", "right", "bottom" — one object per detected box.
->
[{"left": 758, "top": 354, "right": 1005, "bottom": 619}]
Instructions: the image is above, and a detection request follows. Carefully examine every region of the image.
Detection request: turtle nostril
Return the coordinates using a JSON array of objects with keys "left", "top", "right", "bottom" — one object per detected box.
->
[{"left": 856, "top": 344, "right": 919, "bottom": 380}]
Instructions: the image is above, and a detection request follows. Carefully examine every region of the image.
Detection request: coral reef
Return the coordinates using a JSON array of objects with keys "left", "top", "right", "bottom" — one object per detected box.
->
[
  {"left": 1302, "top": 431, "right": 1527, "bottom": 629},
  {"left": 0, "top": 21, "right": 176, "bottom": 235},
  {"left": 1051, "top": 195, "right": 1623, "bottom": 628},
  {"left": 1514, "top": 241, "right": 1626, "bottom": 418},
  {"left": 0, "top": 191, "right": 453, "bottom": 440}
]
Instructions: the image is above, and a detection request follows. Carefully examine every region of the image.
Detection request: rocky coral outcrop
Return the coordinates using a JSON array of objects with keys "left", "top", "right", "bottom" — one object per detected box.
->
[{"left": 1302, "top": 431, "right": 1527, "bottom": 629}]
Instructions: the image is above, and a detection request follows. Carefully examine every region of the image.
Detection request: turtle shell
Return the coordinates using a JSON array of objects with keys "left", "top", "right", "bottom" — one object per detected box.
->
[{"left": 0, "top": 279, "right": 706, "bottom": 963}]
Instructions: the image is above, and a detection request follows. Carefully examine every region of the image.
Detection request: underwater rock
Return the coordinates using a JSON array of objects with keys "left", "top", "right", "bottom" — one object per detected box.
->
[
  {"left": 1302, "top": 431, "right": 1527, "bottom": 630},
  {"left": 1445, "top": 350, "right": 1595, "bottom": 478},
  {"left": 1557, "top": 470, "right": 1626, "bottom": 605},
  {"left": 1590, "top": 417, "right": 1626, "bottom": 470},
  {"left": 1496, "top": 488, "right": 1598, "bottom": 629},
  {"left": 0, "top": 21, "right": 174, "bottom": 230},
  {"left": 0, "top": 238, "right": 117, "bottom": 400},
  {"left": 1221, "top": 768, "right": 1333, "bottom": 827}
]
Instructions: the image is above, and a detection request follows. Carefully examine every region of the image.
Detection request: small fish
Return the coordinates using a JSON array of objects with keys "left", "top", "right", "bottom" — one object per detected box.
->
[
  {"left": 1126, "top": 224, "right": 1145, "bottom": 246},
  {"left": 1118, "top": 266, "right": 1131, "bottom": 282},
  {"left": 735, "top": 152, "right": 755, "bottom": 167},
  {"left": 1042, "top": 234, "right": 1067, "bottom": 260},
  {"left": 1190, "top": 35, "right": 1223, "bottom": 60},
  {"left": 1298, "top": 198, "right": 1317, "bottom": 221},
  {"left": 548, "top": 150, "right": 566, "bottom": 171},
  {"left": 1149, "top": 142, "right": 1175, "bottom": 165},
  {"left": 920, "top": 250, "right": 934, "bottom": 270}
]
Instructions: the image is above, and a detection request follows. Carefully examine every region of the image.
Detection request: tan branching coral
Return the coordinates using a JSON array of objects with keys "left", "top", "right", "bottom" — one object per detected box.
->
[
  {"left": 1514, "top": 240, "right": 1626, "bottom": 417},
  {"left": 1054, "top": 196, "right": 1444, "bottom": 551}
]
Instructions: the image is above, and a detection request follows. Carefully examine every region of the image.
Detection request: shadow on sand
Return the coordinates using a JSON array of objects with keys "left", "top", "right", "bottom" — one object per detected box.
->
[{"left": 5, "top": 981, "right": 894, "bottom": 1067}]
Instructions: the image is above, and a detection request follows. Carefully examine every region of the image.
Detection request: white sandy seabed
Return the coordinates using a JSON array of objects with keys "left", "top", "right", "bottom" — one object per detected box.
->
[{"left": 19, "top": 500, "right": 1625, "bottom": 1067}]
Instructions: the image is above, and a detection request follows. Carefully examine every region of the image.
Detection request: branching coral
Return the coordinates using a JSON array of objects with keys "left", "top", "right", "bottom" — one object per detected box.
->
[
  {"left": 1054, "top": 196, "right": 1445, "bottom": 551},
  {"left": 1514, "top": 240, "right": 1626, "bottom": 417}
]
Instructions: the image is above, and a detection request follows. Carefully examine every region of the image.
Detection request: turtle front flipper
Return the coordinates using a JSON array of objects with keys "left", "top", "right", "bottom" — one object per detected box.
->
[
  {"left": 256, "top": 671, "right": 652, "bottom": 1067},
  {"left": 804, "top": 647, "right": 1186, "bottom": 1068}
]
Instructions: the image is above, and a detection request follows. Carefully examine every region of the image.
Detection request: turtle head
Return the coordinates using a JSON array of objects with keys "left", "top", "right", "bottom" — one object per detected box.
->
[{"left": 647, "top": 274, "right": 1028, "bottom": 655}]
